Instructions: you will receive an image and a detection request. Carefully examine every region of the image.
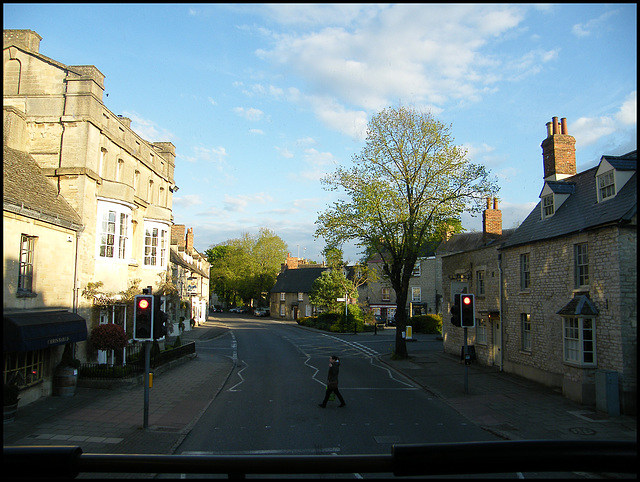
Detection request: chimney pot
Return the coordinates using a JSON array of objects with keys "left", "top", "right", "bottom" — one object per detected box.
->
[
  {"left": 552, "top": 116, "right": 559, "bottom": 135},
  {"left": 561, "top": 117, "right": 568, "bottom": 135},
  {"left": 493, "top": 198, "right": 498, "bottom": 210}
]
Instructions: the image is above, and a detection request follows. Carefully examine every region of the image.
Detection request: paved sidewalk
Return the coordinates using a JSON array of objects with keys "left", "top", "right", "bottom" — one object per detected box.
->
[
  {"left": 4, "top": 320, "right": 636, "bottom": 478},
  {"left": 379, "top": 336, "right": 636, "bottom": 443}
]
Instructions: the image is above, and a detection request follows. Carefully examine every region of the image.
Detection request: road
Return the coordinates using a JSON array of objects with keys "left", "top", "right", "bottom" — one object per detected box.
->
[{"left": 172, "top": 314, "right": 502, "bottom": 478}]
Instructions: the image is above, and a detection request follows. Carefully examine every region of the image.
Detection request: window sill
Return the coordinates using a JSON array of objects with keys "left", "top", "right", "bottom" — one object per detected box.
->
[{"left": 16, "top": 291, "right": 38, "bottom": 299}]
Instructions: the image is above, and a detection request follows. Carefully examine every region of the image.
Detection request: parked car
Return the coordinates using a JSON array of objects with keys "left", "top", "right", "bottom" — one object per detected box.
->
[{"left": 254, "top": 308, "right": 270, "bottom": 317}]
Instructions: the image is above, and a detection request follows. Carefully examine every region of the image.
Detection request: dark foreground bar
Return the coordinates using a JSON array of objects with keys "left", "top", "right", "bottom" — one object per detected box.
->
[{"left": 3, "top": 440, "right": 636, "bottom": 478}]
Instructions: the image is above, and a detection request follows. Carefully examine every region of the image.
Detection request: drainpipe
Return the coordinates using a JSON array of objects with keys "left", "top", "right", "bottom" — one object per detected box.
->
[{"left": 497, "top": 253, "right": 504, "bottom": 372}]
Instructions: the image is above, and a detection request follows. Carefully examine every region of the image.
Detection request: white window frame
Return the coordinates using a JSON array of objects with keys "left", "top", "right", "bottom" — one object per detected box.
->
[
  {"left": 280, "top": 292, "right": 286, "bottom": 301},
  {"left": 411, "top": 287, "right": 421, "bottom": 302},
  {"left": 574, "top": 243, "right": 589, "bottom": 288},
  {"left": 542, "top": 194, "right": 554, "bottom": 218},
  {"left": 143, "top": 220, "right": 169, "bottom": 268},
  {"left": 563, "top": 316, "right": 596, "bottom": 367},
  {"left": 381, "top": 287, "right": 390, "bottom": 301},
  {"left": 477, "top": 318, "right": 487, "bottom": 345},
  {"left": 298, "top": 292, "right": 304, "bottom": 302},
  {"left": 96, "top": 200, "right": 133, "bottom": 262},
  {"left": 18, "top": 234, "right": 37, "bottom": 294},
  {"left": 597, "top": 170, "right": 615, "bottom": 201}
]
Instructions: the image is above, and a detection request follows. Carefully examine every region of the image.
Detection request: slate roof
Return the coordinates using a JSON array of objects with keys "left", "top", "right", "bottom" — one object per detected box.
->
[
  {"left": 501, "top": 150, "right": 636, "bottom": 250},
  {"left": 3, "top": 145, "right": 83, "bottom": 230},
  {"left": 437, "top": 229, "right": 516, "bottom": 256},
  {"left": 270, "top": 266, "right": 328, "bottom": 293}
]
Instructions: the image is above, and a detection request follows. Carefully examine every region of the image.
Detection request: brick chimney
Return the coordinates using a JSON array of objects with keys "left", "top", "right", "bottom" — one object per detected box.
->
[
  {"left": 541, "top": 116, "right": 576, "bottom": 181},
  {"left": 282, "top": 253, "right": 299, "bottom": 270},
  {"left": 172, "top": 225, "right": 186, "bottom": 250},
  {"left": 483, "top": 197, "right": 502, "bottom": 240},
  {"left": 185, "top": 227, "right": 194, "bottom": 253}
]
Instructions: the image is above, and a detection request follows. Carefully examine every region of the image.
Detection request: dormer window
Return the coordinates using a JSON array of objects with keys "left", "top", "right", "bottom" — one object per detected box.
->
[
  {"left": 540, "top": 181, "right": 574, "bottom": 220},
  {"left": 542, "top": 194, "right": 554, "bottom": 218},
  {"left": 597, "top": 170, "right": 615, "bottom": 201},
  {"left": 595, "top": 153, "right": 636, "bottom": 203}
]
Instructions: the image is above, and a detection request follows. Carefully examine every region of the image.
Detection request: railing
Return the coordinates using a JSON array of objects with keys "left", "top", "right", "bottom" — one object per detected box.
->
[
  {"left": 3, "top": 440, "right": 636, "bottom": 478},
  {"left": 78, "top": 342, "right": 196, "bottom": 379}
]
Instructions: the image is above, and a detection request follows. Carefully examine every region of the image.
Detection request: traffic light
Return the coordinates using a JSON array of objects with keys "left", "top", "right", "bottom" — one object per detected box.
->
[
  {"left": 153, "top": 307, "right": 168, "bottom": 340},
  {"left": 460, "top": 294, "right": 475, "bottom": 327},
  {"left": 450, "top": 294, "right": 461, "bottom": 327},
  {"left": 134, "top": 294, "right": 154, "bottom": 340}
]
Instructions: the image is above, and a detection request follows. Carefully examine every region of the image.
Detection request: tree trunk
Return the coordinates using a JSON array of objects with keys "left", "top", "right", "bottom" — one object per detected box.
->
[{"left": 393, "top": 290, "right": 409, "bottom": 359}]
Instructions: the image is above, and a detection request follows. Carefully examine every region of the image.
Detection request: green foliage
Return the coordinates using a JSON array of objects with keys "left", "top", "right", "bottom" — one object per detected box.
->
[
  {"left": 206, "top": 229, "right": 288, "bottom": 307},
  {"left": 316, "top": 105, "right": 497, "bottom": 358},
  {"left": 173, "top": 336, "right": 181, "bottom": 348},
  {"left": 408, "top": 314, "right": 442, "bottom": 334}
]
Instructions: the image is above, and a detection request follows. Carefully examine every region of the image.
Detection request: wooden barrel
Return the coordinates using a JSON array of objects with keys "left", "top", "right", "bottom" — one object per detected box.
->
[
  {"left": 53, "top": 366, "right": 77, "bottom": 397},
  {"left": 3, "top": 403, "right": 18, "bottom": 424}
]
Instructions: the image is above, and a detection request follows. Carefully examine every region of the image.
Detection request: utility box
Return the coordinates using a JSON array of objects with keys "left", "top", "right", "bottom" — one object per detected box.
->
[{"left": 595, "top": 370, "right": 620, "bottom": 416}]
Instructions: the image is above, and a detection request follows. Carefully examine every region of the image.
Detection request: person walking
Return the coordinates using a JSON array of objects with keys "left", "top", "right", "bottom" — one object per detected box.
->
[{"left": 318, "top": 355, "right": 346, "bottom": 408}]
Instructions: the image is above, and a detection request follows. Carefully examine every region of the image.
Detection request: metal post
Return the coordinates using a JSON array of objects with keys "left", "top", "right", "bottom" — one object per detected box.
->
[
  {"left": 143, "top": 341, "right": 151, "bottom": 428},
  {"left": 464, "top": 327, "right": 469, "bottom": 394}
]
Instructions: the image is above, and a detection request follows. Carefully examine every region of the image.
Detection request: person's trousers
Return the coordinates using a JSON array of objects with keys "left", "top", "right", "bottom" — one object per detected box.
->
[{"left": 321, "top": 386, "right": 345, "bottom": 406}]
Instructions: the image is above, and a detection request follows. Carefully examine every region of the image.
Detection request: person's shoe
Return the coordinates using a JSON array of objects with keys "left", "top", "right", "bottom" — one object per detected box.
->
[
  {"left": 318, "top": 404, "right": 326, "bottom": 408},
  {"left": 338, "top": 403, "right": 346, "bottom": 407}
]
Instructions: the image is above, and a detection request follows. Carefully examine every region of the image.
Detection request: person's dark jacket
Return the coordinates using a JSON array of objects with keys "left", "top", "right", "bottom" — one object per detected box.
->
[{"left": 327, "top": 359, "right": 340, "bottom": 389}]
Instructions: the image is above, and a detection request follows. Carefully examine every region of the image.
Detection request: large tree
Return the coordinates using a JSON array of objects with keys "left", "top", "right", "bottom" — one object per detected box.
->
[
  {"left": 315, "top": 106, "right": 497, "bottom": 358},
  {"left": 206, "top": 228, "right": 288, "bottom": 307}
]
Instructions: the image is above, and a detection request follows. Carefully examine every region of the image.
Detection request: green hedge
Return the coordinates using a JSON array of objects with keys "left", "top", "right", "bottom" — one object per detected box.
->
[{"left": 407, "top": 314, "right": 442, "bottom": 334}]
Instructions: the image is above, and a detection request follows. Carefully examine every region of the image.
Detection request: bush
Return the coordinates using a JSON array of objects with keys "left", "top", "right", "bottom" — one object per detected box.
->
[
  {"left": 90, "top": 323, "right": 128, "bottom": 351},
  {"left": 408, "top": 314, "right": 442, "bottom": 334}
]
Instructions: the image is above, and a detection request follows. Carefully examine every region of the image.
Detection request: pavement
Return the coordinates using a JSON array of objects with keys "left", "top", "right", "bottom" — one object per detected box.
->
[{"left": 3, "top": 317, "right": 636, "bottom": 477}]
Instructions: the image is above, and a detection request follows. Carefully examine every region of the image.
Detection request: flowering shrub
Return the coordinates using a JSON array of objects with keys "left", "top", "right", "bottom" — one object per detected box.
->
[{"left": 90, "top": 323, "right": 128, "bottom": 351}]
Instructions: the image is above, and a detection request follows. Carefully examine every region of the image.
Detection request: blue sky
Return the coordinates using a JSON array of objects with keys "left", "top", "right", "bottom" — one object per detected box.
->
[{"left": 4, "top": 4, "right": 637, "bottom": 263}]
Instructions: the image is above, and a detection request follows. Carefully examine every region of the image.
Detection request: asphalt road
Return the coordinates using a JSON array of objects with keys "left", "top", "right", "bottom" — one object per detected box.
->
[{"left": 174, "top": 315, "right": 502, "bottom": 477}]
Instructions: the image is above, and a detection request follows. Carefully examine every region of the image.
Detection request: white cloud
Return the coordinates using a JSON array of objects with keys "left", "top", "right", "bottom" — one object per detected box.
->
[
  {"left": 173, "top": 194, "right": 203, "bottom": 208},
  {"left": 193, "top": 146, "right": 228, "bottom": 167},
  {"left": 296, "top": 148, "right": 338, "bottom": 181},
  {"left": 275, "top": 146, "right": 294, "bottom": 158},
  {"left": 571, "top": 92, "right": 637, "bottom": 147},
  {"left": 256, "top": 4, "right": 532, "bottom": 136},
  {"left": 233, "top": 107, "right": 264, "bottom": 121},
  {"left": 223, "top": 193, "right": 274, "bottom": 212},
  {"left": 615, "top": 91, "right": 637, "bottom": 126},
  {"left": 572, "top": 10, "right": 619, "bottom": 37},
  {"left": 123, "top": 111, "right": 175, "bottom": 142}
]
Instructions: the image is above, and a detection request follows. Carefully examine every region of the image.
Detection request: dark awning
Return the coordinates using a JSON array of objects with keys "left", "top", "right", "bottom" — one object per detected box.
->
[{"left": 4, "top": 311, "right": 87, "bottom": 353}]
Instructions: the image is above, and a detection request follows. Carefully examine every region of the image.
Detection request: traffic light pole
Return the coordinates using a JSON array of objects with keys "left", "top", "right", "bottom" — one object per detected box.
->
[
  {"left": 143, "top": 341, "right": 151, "bottom": 428},
  {"left": 463, "top": 328, "right": 469, "bottom": 394}
]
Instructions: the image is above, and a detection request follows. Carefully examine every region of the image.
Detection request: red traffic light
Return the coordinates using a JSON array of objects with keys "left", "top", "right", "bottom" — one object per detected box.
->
[
  {"left": 138, "top": 298, "right": 149, "bottom": 309},
  {"left": 462, "top": 296, "right": 472, "bottom": 305}
]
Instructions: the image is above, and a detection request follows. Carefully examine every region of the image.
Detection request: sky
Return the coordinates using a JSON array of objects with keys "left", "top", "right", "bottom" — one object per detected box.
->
[{"left": 4, "top": 3, "right": 637, "bottom": 263}]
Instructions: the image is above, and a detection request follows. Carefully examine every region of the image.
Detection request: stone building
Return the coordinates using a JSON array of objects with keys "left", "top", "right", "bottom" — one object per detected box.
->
[
  {"left": 3, "top": 143, "right": 87, "bottom": 405},
  {"left": 499, "top": 118, "right": 636, "bottom": 414},
  {"left": 169, "top": 225, "right": 210, "bottom": 331},
  {"left": 269, "top": 254, "right": 328, "bottom": 320},
  {"left": 3, "top": 29, "right": 177, "bottom": 380},
  {"left": 438, "top": 199, "right": 515, "bottom": 368},
  {"left": 359, "top": 254, "right": 442, "bottom": 324}
]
